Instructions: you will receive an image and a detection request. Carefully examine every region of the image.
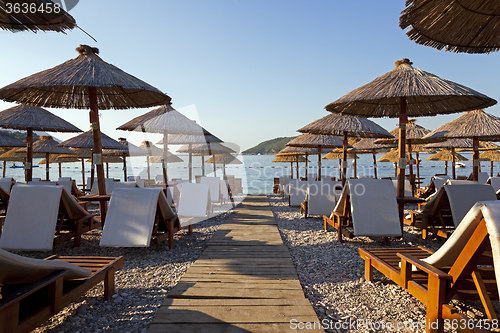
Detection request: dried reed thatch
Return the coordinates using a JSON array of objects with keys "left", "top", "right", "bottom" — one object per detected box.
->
[
  {"left": 0, "top": 45, "right": 170, "bottom": 109},
  {"left": 477, "top": 150, "right": 500, "bottom": 162},
  {"left": 70, "top": 148, "right": 93, "bottom": 158},
  {"left": 139, "top": 141, "right": 163, "bottom": 156},
  {"left": 298, "top": 113, "right": 392, "bottom": 138},
  {"left": 57, "top": 130, "right": 124, "bottom": 149},
  {"left": 400, "top": 0, "right": 500, "bottom": 54},
  {"left": 163, "top": 132, "right": 223, "bottom": 145},
  {"left": 378, "top": 149, "right": 408, "bottom": 163},
  {"left": 149, "top": 153, "right": 183, "bottom": 163},
  {"left": 425, "top": 138, "right": 476, "bottom": 149},
  {"left": 0, "top": 104, "right": 81, "bottom": 132},
  {"left": 351, "top": 138, "right": 396, "bottom": 153},
  {"left": 0, "top": 131, "right": 25, "bottom": 148},
  {"left": 177, "top": 143, "right": 236, "bottom": 155},
  {"left": 285, "top": 134, "right": 346, "bottom": 149},
  {"left": 18, "top": 135, "right": 74, "bottom": 154},
  {"left": 322, "top": 149, "right": 358, "bottom": 160},
  {"left": 325, "top": 59, "right": 496, "bottom": 117},
  {"left": 375, "top": 119, "right": 443, "bottom": 144},
  {"left": 424, "top": 110, "right": 500, "bottom": 140},
  {"left": 206, "top": 154, "right": 242, "bottom": 165},
  {"left": 0, "top": 0, "right": 76, "bottom": 33},
  {"left": 426, "top": 149, "right": 468, "bottom": 162},
  {"left": 102, "top": 138, "right": 147, "bottom": 157},
  {"left": 276, "top": 146, "right": 319, "bottom": 156},
  {"left": 478, "top": 141, "right": 500, "bottom": 151},
  {"left": 0, "top": 148, "right": 28, "bottom": 161},
  {"left": 272, "top": 155, "right": 308, "bottom": 163},
  {"left": 87, "top": 155, "right": 123, "bottom": 164},
  {"left": 39, "top": 154, "right": 79, "bottom": 164}
]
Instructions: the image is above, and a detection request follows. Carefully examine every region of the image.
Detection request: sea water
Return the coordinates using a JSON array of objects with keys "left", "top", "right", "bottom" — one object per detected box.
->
[{"left": 4, "top": 152, "right": 488, "bottom": 194}]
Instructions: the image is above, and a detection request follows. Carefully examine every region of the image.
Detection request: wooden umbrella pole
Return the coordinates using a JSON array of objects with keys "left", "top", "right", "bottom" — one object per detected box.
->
[
  {"left": 445, "top": 161, "right": 448, "bottom": 175},
  {"left": 338, "top": 159, "right": 341, "bottom": 180},
  {"left": 26, "top": 127, "right": 33, "bottom": 182},
  {"left": 58, "top": 162, "right": 62, "bottom": 178},
  {"left": 106, "top": 162, "right": 109, "bottom": 178},
  {"left": 90, "top": 152, "right": 95, "bottom": 188},
  {"left": 162, "top": 132, "right": 168, "bottom": 184},
  {"left": 397, "top": 96, "right": 408, "bottom": 235},
  {"left": 122, "top": 152, "right": 127, "bottom": 181},
  {"left": 296, "top": 156, "right": 299, "bottom": 179},
  {"left": 3, "top": 160, "right": 5, "bottom": 178},
  {"left": 88, "top": 87, "right": 106, "bottom": 196},
  {"left": 342, "top": 132, "right": 348, "bottom": 186},
  {"left": 305, "top": 153, "right": 308, "bottom": 180},
  {"left": 408, "top": 139, "right": 414, "bottom": 196},
  {"left": 318, "top": 145, "right": 322, "bottom": 179},
  {"left": 372, "top": 149, "right": 378, "bottom": 179},
  {"left": 201, "top": 152, "right": 205, "bottom": 176},
  {"left": 212, "top": 152, "right": 216, "bottom": 177},
  {"left": 81, "top": 158, "right": 86, "bottom": 189},
  {"left": 452, "top": 148, "right": 456, "bottom": 179},
  {"left": 416, "top": 152, "right": 420, "bottom": 188},
  {"left": 491, "top": 161, "right": 494, "bottom": 177},
  {"left": 223, "top": 162, "right": 227, "bottom": 177},
  {"left": 146, "top": 155, "right": 150, "bottom": 181},
  {"left": 290, "top": 162, "right": 293, "bottom": 178},
  {"left": 473, "top": 136, "right": 479, "bottom": 181},
  {"left": 45, "top": 152, "right": 50, "bottom": 181}
]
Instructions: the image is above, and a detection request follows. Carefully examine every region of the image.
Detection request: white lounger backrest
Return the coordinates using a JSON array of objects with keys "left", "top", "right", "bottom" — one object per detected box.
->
[
  {"left": 0, "top": 178, "right": 14, "bottom": 193},
  {"left": 220, "top": 179, "right": 229, "bottom": 200},
  {"left": 155, "top": 175, "right": 163, "bottom": 184},
  {"left": 0, "top": 185, "right": 63, "bottom": 251},
  {"left": 0, "top": 248, "right": 91, "bottom": 285},
  {"left": 478, "top": 172, "right": 489, "bottom": 184},
  {"left": 100, "top": 188, "right": 166, "bottom": 247},
  {"left": 433, "top": 176, "right": 451, "bottom": 192},
  {"left": 348, "top": 179, "right": 401, "bottom": 237},
  {"left": 58, "top": 177, "right": 71, "bottom": 181},
  {"left": 56, "top": 180, "right": 73, "bottom": 194},
  {"left": 108, "top": 181, "right": 137, "bottom": 194},
  {"left": 201, "top": 177, "right": 220, "bottom": 203},
  {"left": 279, "top": 175, "right": 291, "bottom": 189},
  {"left": 391, "top": 179, "right": 412, "bottom": 197},
  {"left": 488, "top": 177, "right": 500, "bottom": 192},
  {"left": 289, "top": 180, "right": 309, "bottom": 207},
  {"left": 177, "top": 183, "right": 210, "bottom": 218},
  {"left": 443, "top": 184, "right": 497, "bottom": 227},
  {"left": 90, "top": 178, "right": 116, "bottom": 194},
  {"left": 307, "top": 181, "right": 342, "bottom": 216}
]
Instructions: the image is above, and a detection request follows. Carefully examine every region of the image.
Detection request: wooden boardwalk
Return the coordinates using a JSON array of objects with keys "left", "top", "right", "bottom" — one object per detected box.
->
[{"left": 148, "top": 195, "right": 323, "bottom": 333}]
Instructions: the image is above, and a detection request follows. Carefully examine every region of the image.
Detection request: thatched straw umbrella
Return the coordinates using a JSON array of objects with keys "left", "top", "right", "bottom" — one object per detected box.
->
[
  {"left": 424, "top": 139, "right": 477, "bottom": 179},
  {"left": 285, "top": 133, "right": 348, "bottom": 181},
  {"left": 18, "top": 135, "right": 74, "bottom": 180},
  {"left": 423, "top": 110, "right": 500, "bottom": 181},
  {"left": 375, "top": 119, "right": 442, "bottom": 193},
  {"left": 149, "top": 152, "right": 183, "bottom": 163},
  {"left": 276, "top": 146, "right": 319, "bottom": 180},
  {"left": 0, "top": 132, "right": 25, "bottom": 177},
  {"left": 0, "top": 0, "right": 76, "bottom": 33},
  {"left": 102, "top": 138, "right": 147, "bottom": 181},
  {"left": 139, "top": 141, "right": 163, "bottom": 180},
  {"left": 168, "top": 133, "right": 224, "bottom": 181},
  {"left": 0, "top": 147, "right": 42, "bottom": 176},
  {"left": 117, "top": 104, "right": 208, "bottom": 183},
  {"left": 426, "top": 149, "right": 468, "bottom": 176},
  {"left": 272, "top": 154, "right": 308, "bottom": 178},
  {"left": 400, "top": 0, "right": 500, "bottom": 54},
  {"left": 322, "top": 148, "right": 359, "bottom": 179},
  {"left": 206, "top": 154, "right": 242, "bottom": 177},
  {"left": 0, "top": 104, "right": 81, "bottom": 181},
  {"left": 39, "top": 154, "right": 80, "bottom": 178},
  {"left": 324, "top": 59, "right": 496, "bottom": 206},
  {"left": 298, "top": 113, "right": 392, "bottom": 185},
  {"left": 0, "top": 45, "right": 170, "bottom": 220},
  {"left": 177, "top": 142, "right": 235, "bottom": 179},
  {"left": 476, "top": 150, "right": 500, "bottom": 177},
  {"left": 378, "top": 149, "right": 410, "bottom": 177},
  {"left": 87, "top": 155, "right": 124, "bottom": 178},
  {"left": 351, "top": 138, "right": 396, "bottom": 179},
  {"left": 58, "top": 130, "right": 123, "bottom": 188}
]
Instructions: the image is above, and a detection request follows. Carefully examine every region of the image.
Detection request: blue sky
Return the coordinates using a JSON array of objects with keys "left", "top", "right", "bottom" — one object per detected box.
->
[{"left": 1, "top": 0, "right": 500, "bottom": 152}]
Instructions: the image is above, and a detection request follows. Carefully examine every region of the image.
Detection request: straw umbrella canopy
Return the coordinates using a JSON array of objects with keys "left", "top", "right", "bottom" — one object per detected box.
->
[
  {"left": 140, "top": 140, "right": 170, "bottom": 180},
  {"left": 0, "top": 104, "right": 81, "bottom": 181},
  {"left": 323, "top": 148, "right": 359, "bottom": 179},
  {"left": 475, "top": 150, "right": 500, "bottom": 177},
  {"left": 87, "top": 155, "right": 124, "bottom": 178},
  {"left": 206, "top": 154, "right": 242, "bottom": 177},
  {"left": 102, "top": 138, "right": 147, "bottom": 181},
  {"left": 426, "top": 149, "right": 468, "bottom": 176},
  {"left": 149, "top": 152, "right": 184, "bottom": 163},
  {"left": 272, "top": 154, "right": 308, "bottom": 178},
  {"left": 0, "top": 132, "right": 25, "bottom": 177},
  {"left": 378, "top": 149, "right": 410, "bottom": 177},
  {"left": 169, "top": 134, "right": 225, "bottom": 180},
  {"left": 0, "top": 0, "right": 76, "bottom": 33},
  {"left": 457, "top": 140, "right": 500, "bottom": 152},
  {"left": 400, "top": 0, "right": 500, "bottom": 54},
  {"left": 276, "top": 146, "right": 319, "bottom": 180},
  {"left": 117, "top": 104, "right": 209, "bottom": 183},
  {"left": 18, "top": 135, "right": 74, "bottom": 180},
  {"left": 177, "top": 142, "right": 235, "bottom": 179},
  {"left": 425, "top": 139, "right": 477, "bottom": 179},
  {"left": 0, "top": 45, "right": 170, "bottom": 222},
  {"left": 351, "top": 138, "right": 396, "bottom": 179},
  {"left": 423, "top": 109, "right": 500, "bottom": 181},
  {"left": 39, "top": 153, "right": 80, "bottom": 178},
  {"left": 298, "top": 113, "right": 392, "bottom": 185},
  {"left": 58, "top": 130, "right": 123, "bottom": 188},
  {"left": 324, "top": 59, "right": 496, "bottom": 203}
]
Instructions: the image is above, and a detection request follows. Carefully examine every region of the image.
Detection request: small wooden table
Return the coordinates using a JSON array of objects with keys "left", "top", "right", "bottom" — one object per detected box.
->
[
  {"left": 78, "top": 194, "right": 111, "bottom": 223},
  {"left": 396, "top": 196, "right": 425, "bottom": 235}
]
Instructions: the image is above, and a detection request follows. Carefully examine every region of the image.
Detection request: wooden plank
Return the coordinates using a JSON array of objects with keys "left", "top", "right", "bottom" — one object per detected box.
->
[
  {"left": 162, "top": 298, "right": 312, "bottom": 306},
  {"left": 168, "top": 287, "right": 305, "bottom": 299},
  {"left": 148, "top": 322, "right": 325, "bottom": 333}
]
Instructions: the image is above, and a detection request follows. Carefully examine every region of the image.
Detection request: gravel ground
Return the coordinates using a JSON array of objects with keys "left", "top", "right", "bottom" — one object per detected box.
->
[
  {"left": 9, "top": 198, "right": 242, "bottom": 333},
  {"left": 268, "top": 194, "right": 499, "bottom": 333}
]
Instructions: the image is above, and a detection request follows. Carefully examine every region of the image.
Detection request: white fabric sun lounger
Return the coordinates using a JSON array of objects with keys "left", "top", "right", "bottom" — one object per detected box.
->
[
  {"left": 289, "top": 180, "right": 310, "bottom": 207},
  {"left": 306, "top": 181, "right": 342, "bottom": 217},
  {"left": 90, "top": 178, "right": 116, "bottom": 194},
  {"left": 432, "top": 175, "right": 451, "bottom": 193},
  {"left": 391, "top": 179, "right": 412, "bottom": 197},
  {"left": 220, "top": 179, "right": 230, "bottom": 202},
  {"left": 488, "top": 177, "right": 500, "bottom": 193},
  {"left": 177, "top": 183, "right": 211, "bottom": 220},
  {"left": 201, "top": 177, "right": 220, "bottom": 204},
  {"left": 0, "top": 177, "right": 15, "bottom": 193}
]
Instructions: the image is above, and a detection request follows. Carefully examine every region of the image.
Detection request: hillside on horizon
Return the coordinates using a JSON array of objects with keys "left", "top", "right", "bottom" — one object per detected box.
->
[{"left": 242, "top": 136, "right": 298, "bottom": 155}]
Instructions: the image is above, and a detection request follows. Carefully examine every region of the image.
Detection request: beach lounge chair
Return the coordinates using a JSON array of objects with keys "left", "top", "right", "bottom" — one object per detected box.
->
[
  {"left": 359, "top": 201, "right": 500, "bottom": 332},
  {"left": 323, "top": 179, "right": 402, "bottom": 242},
  {"left": 0, "top": 248, "right": 123, "bottom": 333},
  {"left": 0, "top": 185, "right": 100, "bottom": 250},
  {"left": 233, "top": 178, "right": 243, "bottom": 194},
  {"left": 200, "top": 177, "right": 221, "bottom": 204},
  {"left": 177, "top": 182, "right": 211, "bottom": 221},
  {"left": 127, "top": 175, "right": 140, "bottom": 181},
  {"left": 220, "top": 179, "right": 230, "bottom": 203},
  {"left": 289, "top": 180, "right": 310, "bottom": 207},
  {"left": 410, "top": 184, "right": 497, "bottom": 239},
  {"left": 155, "top": 175, "right": 164, "bottom": 184},
  {"left": 300, "top": 181, "right": 342, "bottom": 218},
  {"left": 468, "top": 171, "right": 489, "bottom": 184},
  {"left": 90, "top": 178, "right": 116, "bottom": 194},
  {"left": 0, "top": 186, "right": 9, "bottom": 213},
  {"left": 279, "top": 175, "right": 291, "bottom": 196},
  {"left": 273, "top": 177, "right": 280, "bottom": 193},
  {"left": 391, "top": 178, "right": 413, "bottom": 197},
  {"left": 418, "top": 175, "right": 450, "bottom": 199},
  {"left": 57, "top": 179, "right": 85, "bottom": 198},
  {"left": 488, "top": 177, "right": 500, "bottom": 193},
  {"left": 100, "top": 188, "right": 193, "bottom": 248},
  {"left": 0, "top": 178, "right": 14, "bottom": 193}
]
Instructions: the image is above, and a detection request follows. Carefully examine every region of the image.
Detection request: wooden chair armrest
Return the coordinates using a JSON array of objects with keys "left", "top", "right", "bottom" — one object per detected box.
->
[
  {"left": 397, "top": 253, "right": 451, "bottom": 280},
  {"left": 331, "top": 211, "right": 344, "bottom": 218}
]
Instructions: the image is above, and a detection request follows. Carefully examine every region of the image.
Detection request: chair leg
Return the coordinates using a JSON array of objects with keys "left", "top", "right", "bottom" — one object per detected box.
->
[
  {"left": 103, "top": 269, "right": 116, "bottom": 301},
  {"left": 363, "top": 257, "right": 373, "bottom": 281},
  {"left": 168, "top": 219, "right": 174, "bottom": 249},
  {"left": 188, "top": 224, "right": 193, "bottom": 235}
]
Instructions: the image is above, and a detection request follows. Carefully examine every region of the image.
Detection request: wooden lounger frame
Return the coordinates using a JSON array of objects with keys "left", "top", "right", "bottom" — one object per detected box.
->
[
  {"left": 0, "top": 256, "right": 124, "bottom": 333},
  {"left": 151, "top": 196, "right": 194, "bottom": 249},
  {"left": 323, "top": 191, "right": 353, "bottom": 242},
  {"left": 359, "top": 218, "right": 498, "bottom": 333}
]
